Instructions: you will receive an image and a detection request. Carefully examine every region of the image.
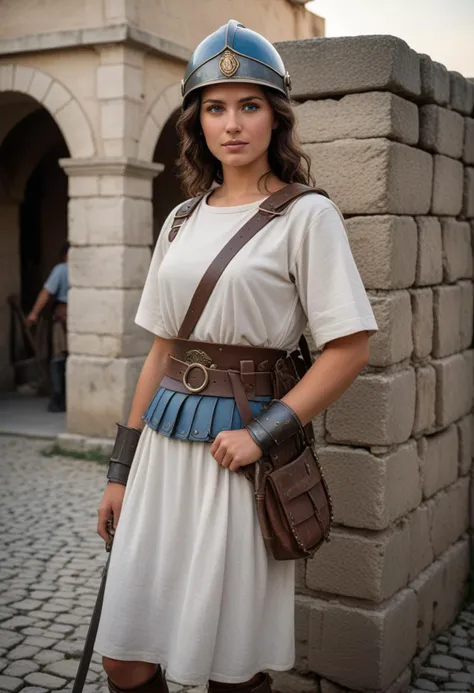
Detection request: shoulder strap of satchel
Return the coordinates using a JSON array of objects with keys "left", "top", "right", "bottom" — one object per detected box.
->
[
  {"left": 178, "top": 182, "right": 327, "bottom": 339},
  {"left": 168, "top": 193, "right": 206, "bottom": 242}
]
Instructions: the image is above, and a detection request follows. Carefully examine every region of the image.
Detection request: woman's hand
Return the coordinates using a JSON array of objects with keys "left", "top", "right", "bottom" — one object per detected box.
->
[
  {"left": 97, "top": 482, "right": 126, "bottom": 543},
  {"left": 210, "top": 429, "right": 263, "bottom": 472}
]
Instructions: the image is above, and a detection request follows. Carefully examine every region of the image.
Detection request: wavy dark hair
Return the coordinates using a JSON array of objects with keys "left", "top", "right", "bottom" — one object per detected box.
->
[{"left": 176, "top": 87, "right": 315, "bottom": 198}]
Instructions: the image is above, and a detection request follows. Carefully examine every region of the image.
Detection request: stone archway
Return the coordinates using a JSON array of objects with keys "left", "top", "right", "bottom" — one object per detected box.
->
[
  {"left": 0, "top": 64, "right": 96, "bottom": 158},
  {"left": 138, "top": 82, "right": 182, "bottom": 162}
]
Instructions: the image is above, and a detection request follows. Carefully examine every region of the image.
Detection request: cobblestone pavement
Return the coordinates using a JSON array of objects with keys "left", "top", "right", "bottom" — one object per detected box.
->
[{"left": 1, "top": 435, "right": 473, "bottom": 693}]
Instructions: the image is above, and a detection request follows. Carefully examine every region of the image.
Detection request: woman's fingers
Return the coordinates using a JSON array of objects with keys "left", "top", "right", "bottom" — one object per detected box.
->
[
  {"left": 97, "top": 506, "right": 111, "bottom": 542},
  {"left": 111, "top": 502, "right": 122, "bottom": 530}
]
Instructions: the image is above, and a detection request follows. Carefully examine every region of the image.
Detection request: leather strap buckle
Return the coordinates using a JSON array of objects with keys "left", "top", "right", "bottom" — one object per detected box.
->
[{"left": 183, "top": 362, "right": 209, "bottom": 393}]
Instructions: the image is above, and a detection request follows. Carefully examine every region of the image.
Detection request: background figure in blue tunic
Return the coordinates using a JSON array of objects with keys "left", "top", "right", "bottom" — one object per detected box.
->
[{"left": 26, "top": 241, "right": 69, "bottom": 412}]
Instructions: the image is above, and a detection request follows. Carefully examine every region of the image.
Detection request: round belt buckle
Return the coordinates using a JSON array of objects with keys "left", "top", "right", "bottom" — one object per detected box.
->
[{"left": 183, "top": 362, "right": 209, "bottom": 393}]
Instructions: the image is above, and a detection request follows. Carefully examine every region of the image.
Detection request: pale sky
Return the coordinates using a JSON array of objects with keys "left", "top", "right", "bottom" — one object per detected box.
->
[{"left": 306, "top": 0, "right": 474, "bottom": 77}]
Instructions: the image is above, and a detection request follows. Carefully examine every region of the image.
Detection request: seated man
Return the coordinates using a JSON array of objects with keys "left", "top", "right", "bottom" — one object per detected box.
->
[{"left": 27, "top": 242, "right": 69, "bottom": 412}]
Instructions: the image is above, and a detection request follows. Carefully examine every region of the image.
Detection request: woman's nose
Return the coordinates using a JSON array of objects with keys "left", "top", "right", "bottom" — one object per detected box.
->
[{"left": 225, "top": 112, "right": 242, "bottom": 133}]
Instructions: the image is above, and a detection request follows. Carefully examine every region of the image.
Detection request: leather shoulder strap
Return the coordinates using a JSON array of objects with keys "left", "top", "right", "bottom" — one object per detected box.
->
[
  {"left": 168, "top": 193, "right": 206, "bottom": 242},
  {"left": 178, "top": 183, "right": 325, "bottom": 339}
]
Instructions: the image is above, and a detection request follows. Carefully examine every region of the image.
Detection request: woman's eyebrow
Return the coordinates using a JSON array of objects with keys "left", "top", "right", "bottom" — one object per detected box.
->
[{"left": 202, "top": 96, "right": 265, "bottom": 105}]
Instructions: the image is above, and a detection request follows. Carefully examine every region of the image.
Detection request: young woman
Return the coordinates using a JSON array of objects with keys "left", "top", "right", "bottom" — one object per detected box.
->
[{"left": 94, "top": 19, "right": 378, "bottom": 693}]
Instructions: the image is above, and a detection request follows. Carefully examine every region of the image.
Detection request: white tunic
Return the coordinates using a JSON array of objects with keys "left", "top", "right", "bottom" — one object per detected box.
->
[{"left": 94, "top": 192, "right": 378, "bottom": 685}]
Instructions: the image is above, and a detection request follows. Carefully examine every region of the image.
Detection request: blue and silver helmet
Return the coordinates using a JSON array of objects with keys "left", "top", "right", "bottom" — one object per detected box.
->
[{"left": 181, "top": 20, "right": 292, "bottom": 103}]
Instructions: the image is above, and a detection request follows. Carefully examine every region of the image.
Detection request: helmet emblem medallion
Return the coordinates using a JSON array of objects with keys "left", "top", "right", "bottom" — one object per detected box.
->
[{"left": 219, "top": 50, "right": 240, "bottom": 77}]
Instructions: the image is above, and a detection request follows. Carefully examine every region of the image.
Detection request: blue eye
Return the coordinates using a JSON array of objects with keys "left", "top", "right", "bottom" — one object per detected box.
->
[
  {"left": 207, "top": 105, "right": 222, "bottom": 113},
  {"left": 243, "top": 103, "right": 259, "bottom": 111}
]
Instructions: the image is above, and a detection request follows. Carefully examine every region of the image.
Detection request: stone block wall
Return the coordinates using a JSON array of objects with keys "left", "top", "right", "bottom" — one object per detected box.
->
[{"left": 276, "top": 35, "right": 474, "bottom": 692}]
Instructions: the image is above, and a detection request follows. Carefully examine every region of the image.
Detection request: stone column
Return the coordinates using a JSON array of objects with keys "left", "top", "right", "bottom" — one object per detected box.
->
[
  {"left": 275, "top": 36, "right": 473, "bottom": 693},
  {"left": 0, "top": 201, "right": 21, "bottom": 389},
  {"left": 59, "top": 157, "right": 163, "bottom": 438}
]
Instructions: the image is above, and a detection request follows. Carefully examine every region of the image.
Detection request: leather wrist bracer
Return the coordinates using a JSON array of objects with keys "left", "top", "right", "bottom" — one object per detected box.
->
[
  {"left": 107, "top": 423, "right": 142, "bottom": 485},
  {"left": 245, "top": 399, "right": 303, "bottom": 456}
]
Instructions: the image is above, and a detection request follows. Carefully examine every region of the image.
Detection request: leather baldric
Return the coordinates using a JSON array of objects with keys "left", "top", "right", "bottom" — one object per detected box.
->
[{"left": 171, "top": 183, "right": 327, "bottom": 340}]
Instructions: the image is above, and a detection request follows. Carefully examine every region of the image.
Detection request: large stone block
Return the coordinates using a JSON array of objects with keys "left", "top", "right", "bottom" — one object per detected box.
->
[
  {"left": 431, "top": 155, "right": 464, "bottom": 216},
  {"left": 275, "top": 35, "right": 421, "bottom": 100},
  {"left": 69, "top": 287, "right": 141, "bottom": 335},
  {"left": 459, "top": 280, "right": 474, "bottom": 350},
  {"left": 418, "top": 424, "right": 459, "bottom": 499},
  {"left": 306, "top": 139, "right": 432, "bottom": 215},
  {"left": 408, "top": 505, "right": 434, "bottom": 580},
  {"left": 368, "top": 291, "right": 413, "bottom": 366},
  {"left": 69, "top": 246, "right": 150, "bottom": 289},
  {"left": 432, "top": 284, "right": 462, "bottom": 357},
  {"left": 433, "top": 351, "right": 473, "bottom": 427},
  {"left": 68, "top": 197, "right": 153, "bottom": 245},
  {"left": 463, "top": 118, "right": 474, "bottom": 164},
  {"left": 345, "top": 215, "right": 417, "bottom": 290},
  {"left": 320, "top": 442, "right": 420, "bottom": 531},
  {"left": 410, "top": 288, "right": 433, "bottom": 358},
  {"left": 295, "top": 92, "right": 418, "bottom": 145},
  {"left": 96, "top": 64, "right": 142, "bottom": 101},
  {"left": 419, "top": 105, "right": 464, "bottom": 159},
  {"left": 306, "top": 523, "right": 411, "bottom": 602},
  {"left": 308, "top": 589, "right": 417, "bottom": 690},
  {"left": 416, "top": 216, "right": 443, "bottom": 286},
  {"left": 326, "top": 369, "right": 416, "bottom": 446},
  {"left": 449, "top": 71, "right": 474, "bottom": 115},
  {"left": 413, "top": 365, "right": 436, "bottom": 435},
  {"left": 464, "top": 167, "right": 474, "bottom": 218},
  {"left": 429, "top": 476, "right": 470, "bottom": 556},
  {"left": 67, "top": 355, "right": 144, "bottom": 437},
  {"left": 410, "top": 558, "right": 445, "bottom": 649},
  {"left": 418, "top": 55, "right": 450, "bottom": 105},
  {"left": 68, "top": 330, "right": 153, "bottom": 358},
  {"left": 458, "top": 414, "right": 473, "bottom": 476},
  {"left": 434, "top": 539, "right": 469, "bottom": 633},
  {"left": 441, "top": 219, "right": 472, "bottom": 281}
]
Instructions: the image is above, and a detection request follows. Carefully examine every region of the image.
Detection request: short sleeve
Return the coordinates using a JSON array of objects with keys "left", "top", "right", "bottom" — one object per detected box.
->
[
  {"left": 291, "top": 203, "right": 378, "bottom": 350},
  {"left": 134, "top": 208, "right": 176, "bottom": 338},
  {"left": 44, "top": 265, "right": 61, "bottom": 296}
]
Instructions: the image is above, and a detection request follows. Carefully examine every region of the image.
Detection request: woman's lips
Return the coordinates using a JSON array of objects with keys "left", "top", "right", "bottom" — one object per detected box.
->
[{"left": 223, "top": 142, "right": 248, "bottom": 151}]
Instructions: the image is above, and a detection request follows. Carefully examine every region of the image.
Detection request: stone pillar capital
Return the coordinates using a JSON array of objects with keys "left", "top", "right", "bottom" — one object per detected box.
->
[{"left": 59, "top": 156, "right": 163, "bottom": 180}]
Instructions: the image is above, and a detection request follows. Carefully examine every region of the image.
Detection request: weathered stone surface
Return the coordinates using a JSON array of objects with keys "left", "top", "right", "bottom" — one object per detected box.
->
[
  {"left": 429, "top": 477, "right": 470, "bottom": 556},
  {"left": 411, "top": 288, "right": 434, "bottom": 359},
  {"left": 308, "top": 589, "right": 417, "bottom": 690},
  {"left": 435, "top": 540, "right": 469, "bottom": 633},
  {"left": 410, "top": 558, "right": 444, "bottom": 648},
  {"left": 416, "top": 216, "right": 443, "bottom": 286},
  {"left": 433, "top": 351, "right": 473, "bottom": 427},
  {"left": 429, "top": 654, "right": 463, "bottom": 670},
  {"left": 326, "top": 368, "right": 416, "bottom": 446},
  {"left": 457, "top": 414, "right": 472, "bottom": 476},
  {"left": 414, "top": 365, "right": 436, "bottom": 435},
  {"left": 68, "top": 197, "right": 153, "bottom": 246},
  {"left": 67, "top": 355, "right": 144, "bottom": 437},
  {"left": 419, "top": 54, "right": 450, "bottom": 105},
  {"left": 431, "top": 155, "right": 464, "bottom": 216},
  {"left": 0, "top": 675, "right": 23, "bottom": 692},
  {"left": 306, "top": 139, "right": 433, "bottom": 215},
  {"left": 68, "top": 287, "right": 141, "bottom": 336},
  {"left": 69, "top": 246, "right": 150, "bottom": 289},
  {"left": 419, "top": 105, "right": 464, "bottom": 159},
  {"left": 433, "top": 284, "right": 462, "bottom": 357},
  {"left": 418, "top": 425, "right": 459, "bottom": 499},
  {"left": 346, "top": 215, "right": 417, "bottom": 290},
  {"left": 463, "top": 167, "right": 474, "bottom": 218},
  {"left": 441, "top": 219, "right": 472, "bottom": 281},
  {"left": 368, "top": 291, "right": 413, "bottom": 366},
  {"left": 449, "top": 71, "right": 474, "bottom": 115},
  {"left": 24, "top": 672, "right": 66, "bottom": 689},
  {"left": 319, "top": 442, "right": 421, "bottom": 530},
  {"left": 296, "top": 91, "right": 418, "bottom": 144},
  {"left": 459, "top": 280, "right": 474, "bottom": 351},
  {"left": 307, "top": 523, "right": 410, "bottom": 602},
  {"left": 464, "top": 118, "right": 474, "bottom": 164},
  {"left": 275, "top": 35, "right": 421, "bottom": 100}
]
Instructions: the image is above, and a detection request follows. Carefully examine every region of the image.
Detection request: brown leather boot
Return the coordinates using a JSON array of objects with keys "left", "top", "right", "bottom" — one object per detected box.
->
[
  {"left": 108, "top": 665, "right": 169, "bottom": 693},
  {"left": 208, "top": 673, "right": 272, "bottom": 693}
]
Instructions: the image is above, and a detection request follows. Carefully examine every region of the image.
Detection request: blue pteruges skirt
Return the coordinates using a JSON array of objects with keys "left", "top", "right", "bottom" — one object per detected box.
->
[{"left": 143, "top": 386, "right": 272, "bottom": 442}]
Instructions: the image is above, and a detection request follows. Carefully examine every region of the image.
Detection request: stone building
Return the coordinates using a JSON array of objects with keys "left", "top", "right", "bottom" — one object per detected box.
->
[{"left": 1, "top": 2, "right": 474, "bottom": 693}]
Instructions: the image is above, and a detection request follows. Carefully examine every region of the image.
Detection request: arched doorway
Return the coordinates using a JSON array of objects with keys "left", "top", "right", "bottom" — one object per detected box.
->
[
  {"left": 152, "top": 108, "right": 185, "bottom": 243},
  {"left": 0, "top": 96, "right": 69, "bottom": 395}
]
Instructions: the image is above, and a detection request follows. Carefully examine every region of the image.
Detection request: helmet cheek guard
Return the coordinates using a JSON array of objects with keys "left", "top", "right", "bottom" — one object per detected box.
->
[{"left": 181, "top": 19, "right": 291, "bottom": 104}]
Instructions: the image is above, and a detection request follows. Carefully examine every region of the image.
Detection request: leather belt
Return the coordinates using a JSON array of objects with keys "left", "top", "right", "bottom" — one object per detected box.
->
[{"left": 163, "top": 357, "right": 274, "bottom": 399}]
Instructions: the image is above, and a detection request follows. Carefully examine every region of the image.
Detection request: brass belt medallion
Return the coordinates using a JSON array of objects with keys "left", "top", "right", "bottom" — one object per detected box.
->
[{"left": 182, "top": 349, "right": 214, "bottom": 394}]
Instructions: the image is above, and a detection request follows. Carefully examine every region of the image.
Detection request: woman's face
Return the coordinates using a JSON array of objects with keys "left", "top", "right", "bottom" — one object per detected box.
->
[{"left": 199, "top": 83, "right": 276, "bottom": 169}]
